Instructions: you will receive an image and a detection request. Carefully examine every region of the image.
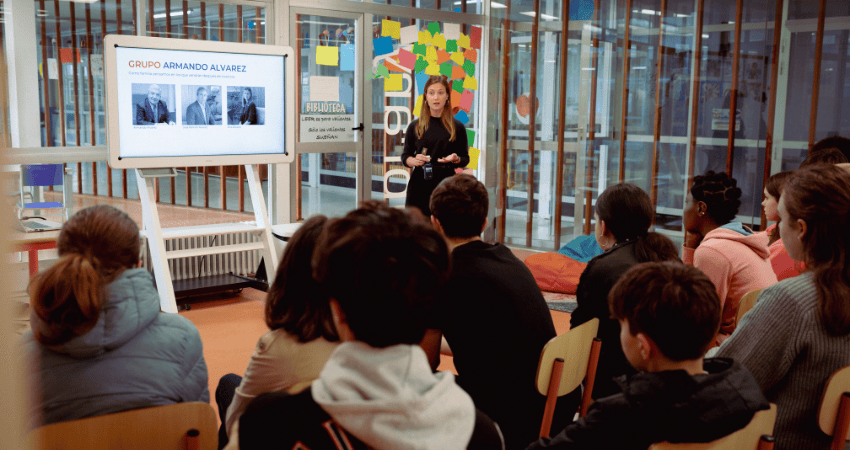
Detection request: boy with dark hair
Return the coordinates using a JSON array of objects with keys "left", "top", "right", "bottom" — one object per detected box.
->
[
  {"left": 810, "top": 135, "right": 850, "bottom": 162},
  {"left": 525, "top": 262, "right": 769, "bottom": 450},
  {"left": 237, "top": 201, "right": 504, "bottom": 450},
  {"left": 424, "top": 175, "right": 570, "bottom": 450}
]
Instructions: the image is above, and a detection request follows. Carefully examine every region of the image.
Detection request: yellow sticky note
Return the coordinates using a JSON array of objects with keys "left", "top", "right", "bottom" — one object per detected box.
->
[
  {"left": 450, "top": 51, "right": 465, "bottom": 66},
  {"left": 463, "top": 75, "right": 478, "bottom": 90},
  {"left": 458, "top": 33, "right": 471, "bottom": 49},
  {"left": 418, "top": 31, "right": 432, "bottom": 46},
  {"left": 384, "top": 73, "right": 403, "bottom": 91},
  {"left": 425, "top": 46, "right": 438, "bottom": 63},
  {"left": 467, "top": 147, "right": 481, "bottom": 170},
  {"left": 424, "top": 63, "right": 440, "bottom": 76},
  {"left": 413, "top": 95, "right": 424, "bottom": 117},
  {"left": 382, "top": 19, "right": 401, "bottom": 39},
  {"left": 316, "top": 46, "right": 339, "bottom": 66},
  {"left": 432, "top": 33, "right": 447, "bottom": 49}
]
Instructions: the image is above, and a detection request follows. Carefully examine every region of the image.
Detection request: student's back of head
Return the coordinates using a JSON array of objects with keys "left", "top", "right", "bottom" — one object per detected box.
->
[
  {"left": 264, "top": 215, "right": 338, "bottom": 343},
  {"left": 609, "top": 261, "right": 721, "bottom": 361},
  {"left": 429, "top": 174, "right": 488, "bottom": 239},
  {"left": 800, "top": 147, "right": 849, "bottom": 168},
  {"left": 312, "top": 200, "right": 450, "bottom": 348},
  {"left": 809, "top": 135, "right": 850, "bottom": 163},
  {"left": 30, "top": 204, "right": 140, "bottom": 346}
]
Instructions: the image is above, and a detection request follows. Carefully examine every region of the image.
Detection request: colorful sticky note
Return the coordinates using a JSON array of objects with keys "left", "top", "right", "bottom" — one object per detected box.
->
[
  {"left": 459, "top": 90, "right": 474, "bottom": 112},
  {"left": 425, "top": 46, "right": 438, "bottom": 63},
  {"left": 463, "top": 59, "right": 476, "bottom": 76},
  {"left": 439, "top": 62, "right": 453, "bottom": 78},
  {"left": 450, "top": 51, "right": 465, "bottom": 66},
  {"left": 316, "top": 46, "right": 339, "bottom": 66},
  {"left": 414, "top": 59, "right": 428, "bottom": 74},
  {"left": 416, "top": 72, "right": 430, "bottom": 95},
  {"left": 436, "top": 49, "right": 451, "bottom": 65},
  {"left": 432, "top": 33, "right": 447, "bottom": 49},
  {"left": 413, "top": 95, "right": 424, "bottom": 117},
  {"left": 466, "top": 129, "right": 476, "bottom": 146},
  {"left": 413, "top": 43, "right": 427, "bottom": 56},
  {"left": 385, "top": 73, "right": 403, "bottom": 91},
  {"left": 397, "top": 49, "right": 416, "bottom": 70},
  {"left": 443, "top": 23, "right": 461, "bottom": 40},
  {"left": 446, "top": 40, "right": 458, "bottom": 53},
  {"left": 454, "top": 109, "right": 469, "bottom": 124},
  {"left": 382, "top": 19, "right": 401, "bottom": 39},
  {"left": 469, "top": 26, "right": 482, "bottom": 49},
  {"left": 451, "top": 65, "right": 466, "bottom": 80},
  {"left": 427, "top": 22, "right": 440, "bottom": 36},
  {"left": 452, "top": 79, "right": 463, "bottom": 93},
  {"left": 424, "top": 63, "right": 441, "bottom": 76},
  {"left": 340, "top": 44, "right": 355, "bottom": 71},
  {"left": 458, "top": 33, "right": 471, "bottom": 49},
  {"left": 400, "top": 25, "right": 419, "bottom": 45},
  {"left": 374, "top": 36, "right": 393, "bottom": 56},
  {"left": 451, "top": 90, "right": 462, "bottom": 110},
  {"left": 466, "top": 147, "right": 481, "bottom": 170},
  {"left": 384, "top": 59, "right": 405, "bottom": 72},
  {"left": 464, "top": 48, "right": 478, "bottom": 62},
  {"left": 418, "top": 31, "right": 432, "bottom": 45},
  {"left": 463, "top": 75, "right": 478, "bottom": 90}
]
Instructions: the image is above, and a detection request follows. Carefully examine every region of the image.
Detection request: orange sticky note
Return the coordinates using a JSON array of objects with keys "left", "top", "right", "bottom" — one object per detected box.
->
[
  {"left": 436, "top": 49, "right": 451, "bottom": 65},
  {"left": 464, "top": 48, "right": 478, "bottom": 62},
  {"left": 384, "top": 59, "right": 405, "bottom": 72},
  {"left": 451, "top": 65, "right": 466, "bottom": 80},
  {"left": 451, "top": 90, "right": 462, "bottom": 109}
]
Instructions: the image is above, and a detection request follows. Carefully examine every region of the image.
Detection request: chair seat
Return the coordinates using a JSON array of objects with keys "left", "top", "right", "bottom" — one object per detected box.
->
[{"left": 23, "top": 202, "right": 64, "bottom": 209}]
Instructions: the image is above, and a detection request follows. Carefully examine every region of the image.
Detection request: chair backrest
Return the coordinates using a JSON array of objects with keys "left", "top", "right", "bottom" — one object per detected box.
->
[
  {"left": 535, "top": 318, "right": 600, "bottom": 397},
  {"left": 21, "top": 164, "right": 64, "bottom": 187},
  {"left": 736, "top": 288, "right": 764, "bottom": 325},
  {"left": 649, "top": 404, "right": 777, "bottom": 450},
  {"left": 29, "top": 402, "right": 217, "bottom": 450},
  {"left": 818, "top": 365, "right": 850, "bottom": 448}
]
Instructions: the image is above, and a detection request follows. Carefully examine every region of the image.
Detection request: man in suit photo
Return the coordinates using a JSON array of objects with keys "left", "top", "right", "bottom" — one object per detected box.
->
[
  {"left": 185, "top": 87, "right": 215, "bottom": 125},
  {"left": 135, "top": 84, "right": 174, "bottom": 125}
]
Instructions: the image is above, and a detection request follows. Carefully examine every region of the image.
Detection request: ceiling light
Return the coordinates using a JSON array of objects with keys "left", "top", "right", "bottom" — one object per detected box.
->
[
  {"left": 153, "top": 10, "right": 192, "bottom": 19},
  {"left": 519, "top": 11, "right": 559, "bottom": 20},
  {"left": 641, "top": 9, "right": 659, "bottom": 15},
  {"left": 491, "top": 2, "right": 507, "bottom": 8}
]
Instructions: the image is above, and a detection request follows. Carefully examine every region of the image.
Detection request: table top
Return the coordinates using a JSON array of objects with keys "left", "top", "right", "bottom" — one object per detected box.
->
[
  {"left": 10, "top": 230, "right": 61, "bottom": 246},
  {"left": 271, "top": 222, "right": 303, "bottom": 241}
]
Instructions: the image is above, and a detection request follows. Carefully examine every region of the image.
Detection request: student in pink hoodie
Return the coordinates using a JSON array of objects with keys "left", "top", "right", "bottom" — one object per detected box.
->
[
  {"left": 760, "top": 171, "right": 805, "bottom": 281},
  {"left": 683, "top": 171, "right": 777, "bottom": 345}
]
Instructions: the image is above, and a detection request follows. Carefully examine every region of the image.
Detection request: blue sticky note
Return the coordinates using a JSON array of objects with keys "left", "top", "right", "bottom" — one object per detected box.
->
[
  {"left": 340, "top": 44, "right": 355, "bottom": 71},
  {"left": 454, "top": 110, "right": 469, "bottom": 124},
  {"left": 415, "top": 72, "right": 430, "bottom": 96},
  {"left": 373, "top": 36, "right": 393, "bottom": 56}
]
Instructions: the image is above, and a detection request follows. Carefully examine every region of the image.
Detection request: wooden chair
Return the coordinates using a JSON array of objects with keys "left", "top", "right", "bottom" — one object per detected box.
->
[
  {"left": 735, "top": 288, "right": 764, "bottom": 325},
  {"left": 818, "top": 365, "right": 850, "bottom": 450},
  {"left": 535, "top": 318, "right": 601, "bottom": 438},
  {"left": 29, "top": 402, "right": 217, "bottom": 450},
  {"left": 649, "top": 404, "right": 777, "bottom": 450}
]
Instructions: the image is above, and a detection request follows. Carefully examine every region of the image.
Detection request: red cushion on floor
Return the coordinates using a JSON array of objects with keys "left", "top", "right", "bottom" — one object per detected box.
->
[{"left": 524, "top": 252, "right": 586, "bottom": 294}]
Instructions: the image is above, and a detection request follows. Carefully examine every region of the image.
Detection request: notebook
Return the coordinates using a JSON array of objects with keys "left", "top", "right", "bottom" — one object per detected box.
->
[{"left": 16, "top": 218, "right": 63, "bottom": 233}]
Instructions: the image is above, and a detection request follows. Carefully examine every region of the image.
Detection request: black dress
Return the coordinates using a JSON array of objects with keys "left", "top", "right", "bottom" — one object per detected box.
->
[
  {"left": 401, "top": 117, "right": 469, "bottom": 216},
  {"left": 240, "top": 102, "right": 258, "bottom": 125}
]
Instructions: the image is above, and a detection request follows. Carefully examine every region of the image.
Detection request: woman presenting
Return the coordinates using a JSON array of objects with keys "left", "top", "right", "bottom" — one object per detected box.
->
[
  {"left": 402, "top": 75, "right": 469, "bottom": 216},
  {"left": 240, "top": 88, "right": 258, "bottom": 125}
]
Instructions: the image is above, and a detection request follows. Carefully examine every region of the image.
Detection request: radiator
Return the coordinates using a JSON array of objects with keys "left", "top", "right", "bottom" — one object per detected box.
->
[{"left": 140, "top": 231, "right": 261, "bottom": 281}]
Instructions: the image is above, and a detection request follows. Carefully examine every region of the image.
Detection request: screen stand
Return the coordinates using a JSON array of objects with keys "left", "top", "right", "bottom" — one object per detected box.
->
[{"left": 136, "top": 165, "right": 279, "bottom": 313}]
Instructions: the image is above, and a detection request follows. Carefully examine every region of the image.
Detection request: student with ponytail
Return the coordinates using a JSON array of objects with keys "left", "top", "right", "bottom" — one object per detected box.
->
[
  {"left": 718, "top": 164, "right": 850, "bottom": 450},
  {"left": 570, "top": 183, "right": 680, "bottom": 399},
  {"left": 20, "top": 205, "right": 209, "bottom": 426}
]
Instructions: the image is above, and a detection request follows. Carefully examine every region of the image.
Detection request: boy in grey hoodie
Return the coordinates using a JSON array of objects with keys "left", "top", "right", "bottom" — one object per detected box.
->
[{"left": 237, "top": 201, "right": 504, "bottom": 450}]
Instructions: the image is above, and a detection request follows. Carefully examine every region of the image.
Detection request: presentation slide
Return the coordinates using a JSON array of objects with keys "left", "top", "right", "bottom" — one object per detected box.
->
[{"left": 115, "top": 46, "right": 285, "bottom": 160}]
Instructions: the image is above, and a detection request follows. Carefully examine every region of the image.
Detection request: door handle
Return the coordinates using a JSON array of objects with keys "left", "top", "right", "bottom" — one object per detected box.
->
[{"left": 352, "top": 123, "right": 364, "bottom": 131}]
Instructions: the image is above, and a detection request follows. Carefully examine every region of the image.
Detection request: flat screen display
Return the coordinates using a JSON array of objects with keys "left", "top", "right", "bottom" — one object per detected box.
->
[{"left": 105, "top": 35, "right": 295, "bottom": 168}]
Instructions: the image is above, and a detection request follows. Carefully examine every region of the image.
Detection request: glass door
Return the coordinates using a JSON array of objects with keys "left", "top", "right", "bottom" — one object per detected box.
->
[{"left": 291, "top": 9, "right": 365, "bottom": 219}]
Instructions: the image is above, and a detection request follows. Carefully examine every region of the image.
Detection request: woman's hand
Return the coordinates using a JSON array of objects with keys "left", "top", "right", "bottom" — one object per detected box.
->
[
  {"left": 684, "top": 231, "right": 704, "bottom": 249},
  {"left": 406, "top": 154, "right": 431, "bottom": 167},
  {"left": 438, "top": 153, "right": 460, "bottom": 164}
]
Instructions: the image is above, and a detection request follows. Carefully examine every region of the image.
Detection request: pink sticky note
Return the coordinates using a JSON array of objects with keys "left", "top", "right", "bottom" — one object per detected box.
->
[
  {"left": 397, "top": 49, "right": 416, "bottom": 70},
  {"left": 460, "top": 90, "right": 474, "bottom": 112},
  {"left": 469, "top": 26, "right": 482, "bottom": 49}
]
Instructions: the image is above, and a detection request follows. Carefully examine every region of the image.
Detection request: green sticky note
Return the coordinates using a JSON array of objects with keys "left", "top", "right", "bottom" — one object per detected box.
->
[
  {"left": 439, "top": 62, "right": 453, "bottom": 78},
  {"left": 428, "top": 22, "right": 440, "bottom": 36},
  {"left": 452, "top": 79, "right": 463, "bottom": 93},
  {"left": 376, "top": 64, "right": 390, "bottom": 78},
  {"left": 446, "top": 39, "right": 457, "bottom": 53},
  {"left": 414, "top": 58, "right": 428, "bottom": 74},
  {"left": 385, "top": 73, "right": 403, "bottom": 91},
  {"left": 466, "top": 129, "right": 476, "bottom": 146},
  {"left": 412, "top": 43, "right": 426, "bottom": 55},
  {"left": 463, "top": 59, "right": 476, "bottom": 76}
]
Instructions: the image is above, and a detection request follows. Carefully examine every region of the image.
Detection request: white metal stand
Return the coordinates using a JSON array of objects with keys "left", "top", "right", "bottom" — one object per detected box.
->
[{"left": 137, "top": 165, "right": 278, "bottom": 313}]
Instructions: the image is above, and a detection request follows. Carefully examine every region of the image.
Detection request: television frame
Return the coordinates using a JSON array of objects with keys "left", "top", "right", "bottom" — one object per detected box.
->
[{"left": 104, "top": 34, "right": 295, "bottom": 169}]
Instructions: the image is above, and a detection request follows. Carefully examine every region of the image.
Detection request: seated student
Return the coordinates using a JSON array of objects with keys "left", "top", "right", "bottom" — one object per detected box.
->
[
  {"left": 19, "top": 205, "right": 209, "bottom": 426},
  {"left": 525, "top": 261, "right": 770, "bottom": 450},
  {"left": 717, "top": 164, "right": 850, "bottom": 450},
  {"left": 759, "top": 171, "right": 805, "bottom": 281},
  {"left": 807, "top": 135, "right": 850, "bottom": 165},
  {"left": 683, "top": 171, "right": 777, "bottom": 344},
  {"left": 570, "top": 183, "right": 680, "bottom": 400},
  {"left": 799, "top": 146, "right": 849, "bottom": 168},
  {"left": 422, "top": 174, "right": 565, "bottom": 450},
  {"left": 216, "top": 216, "right": 339, "bottom": 449},
  {"left": 236, "top": 201, "right": 504, "bottom": 450}
]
